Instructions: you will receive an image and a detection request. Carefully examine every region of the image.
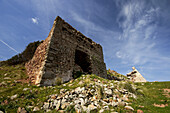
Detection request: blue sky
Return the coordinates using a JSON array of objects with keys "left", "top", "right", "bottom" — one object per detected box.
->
[{"left": 0, "top": 0, "right": 170, "bottom": 81}]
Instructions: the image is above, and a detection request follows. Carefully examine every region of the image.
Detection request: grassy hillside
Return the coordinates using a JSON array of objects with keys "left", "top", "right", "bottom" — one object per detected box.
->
[
  {"left": 132, "top": 82, "right": 170, "bottom": 113},
  {"left": 0, "top": 64, "right": 169, "bottom": 113}
]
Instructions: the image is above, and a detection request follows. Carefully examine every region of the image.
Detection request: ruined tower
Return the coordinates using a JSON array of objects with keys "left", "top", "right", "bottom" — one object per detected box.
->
[
  {"left": 127, "top": 67, "right": 147, "bottom": 82},
  {"left": 25, "top": 16, "right": 107, "bottom": 86}
]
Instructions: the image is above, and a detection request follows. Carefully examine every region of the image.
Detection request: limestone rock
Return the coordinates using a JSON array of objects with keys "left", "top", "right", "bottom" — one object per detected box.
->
[
  {"left": 4, "top": 77, "right": 11, "bottom": 79},
  {"left": 137, "top": 109, "right": 144, "bottom": 113},
  {"left": 125, "top": 106, "right": 134, "bottom": 111},
  {"left": 33, "top": 107, "right": 40, "bottom": 111},
  {"left": 51, "top": 94, "right": 57, "bottom": 99},
  {"left": 88, "top": 104, "right": 97, "bottom": 111},
  {"left": 43, "top": 102, "right": 49, "bottom": 110},
  {"left": 103, "top": 105, "right": 109, "bottom": 110},
  {"left": 46, "top": 109, "right": 51, "bottom": 112},
  {"left": 26, "top": 106, "right": 33, "bottom": 109},
  {"left": 41, "top": 76, "right": 140, "bottom": 112},
  {"left": 55, "top": 100, "right": 61, "bottom": 110},
  {"left": 10, "top": 94, "right": 18, "bottom": 100},
  {"left": 99, "top": 109, "right": 104, "bottom": 113},
  {"left": 75, "top": 104, "right": 82, "bottom": 113},
  {"left": 105, "top": 89, "right": 112, "bottom": 95},
  {"left": 118, "top": 101, "right": 126, "bottom": 107},
  {"left": 81, "top": 105, "right": 87, "bottom": 112},
  {"left": 75, "top": 87, "right": 85, "bottom": 94},
  {"left": 23, "top": 88, "right": 30, "bottom": 91},
  {"left": 17, "top": 107, "right": 27, "bottom": 113},
  {"left": 61, "top": 103, "right": 69, "bottom": 109}
]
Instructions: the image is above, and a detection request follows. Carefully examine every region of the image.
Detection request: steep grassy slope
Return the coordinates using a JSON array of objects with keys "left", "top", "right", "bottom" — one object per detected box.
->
[{"left": 0, "top": 64, "right": 169, "bottom": 113}]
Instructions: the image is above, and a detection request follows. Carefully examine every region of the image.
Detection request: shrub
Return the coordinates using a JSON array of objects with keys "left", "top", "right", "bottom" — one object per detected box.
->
[
  {"left": 55, "top": 77, "right": 62, "bottom": 85},
  {"left": 97, "top": 86, "right": 104, "bottom": 99},
  {"left": 124, "top": 82, "right": 136, "bottom": 94},
  {"left": 72, "top": 71, "right": 83, "bottom": 79}
]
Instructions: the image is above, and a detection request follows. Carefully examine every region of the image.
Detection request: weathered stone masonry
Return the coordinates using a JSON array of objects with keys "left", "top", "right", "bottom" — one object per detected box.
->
[{"left": 25, "top": 16, "right": 107, "bottom": 86}]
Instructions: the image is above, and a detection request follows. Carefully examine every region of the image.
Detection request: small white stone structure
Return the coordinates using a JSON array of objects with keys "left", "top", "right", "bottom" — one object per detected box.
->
[{"left": 127, "top": 67, "right": 147, "bottom": 82}]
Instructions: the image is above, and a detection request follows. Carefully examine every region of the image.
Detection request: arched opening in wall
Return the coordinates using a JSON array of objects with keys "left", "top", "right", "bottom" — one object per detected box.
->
[{"left": 73, "top": 49, "right": 92, "bottom": 77}]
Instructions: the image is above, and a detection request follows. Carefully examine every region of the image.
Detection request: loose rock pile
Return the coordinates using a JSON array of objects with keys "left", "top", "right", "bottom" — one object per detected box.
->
[{"left": 42, "top": 75, "right": 136, "bottom": 112}]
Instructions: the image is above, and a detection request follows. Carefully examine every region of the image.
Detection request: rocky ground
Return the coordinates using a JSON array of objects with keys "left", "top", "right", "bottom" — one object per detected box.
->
[
  {"left": 42, "top": 75, "right": 137, "bottom": 113},
  {"left": 0, "top": 64, "right": 169, "bottom": 113}
]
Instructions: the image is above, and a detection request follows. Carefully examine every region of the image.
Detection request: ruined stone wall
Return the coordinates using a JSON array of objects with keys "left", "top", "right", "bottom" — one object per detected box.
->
[
  {"left": 127, "top": 67, "right": 147, "bottom": 83},
  {"left": 26, "top": 16, "right": 107, "bottom": 86},
  {"left": 25, "top": 21, "right": 56, "bottom": 85}
]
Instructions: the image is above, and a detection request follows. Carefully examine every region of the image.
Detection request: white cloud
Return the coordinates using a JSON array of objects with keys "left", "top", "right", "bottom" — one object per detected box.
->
[
  {"left": 115, "top": 0, "right": 161, "bottom": 66},
  {"left": 113, "top": 1, "right": 170, "bottom": 81},
  {"left": 31, "top": 17, "right": 39, "bottom": 24}
]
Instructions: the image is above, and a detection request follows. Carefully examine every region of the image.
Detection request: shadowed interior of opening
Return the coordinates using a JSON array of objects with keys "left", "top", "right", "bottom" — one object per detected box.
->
[{"left": 74, "top": 49, "right": 92, "bottom": 74}]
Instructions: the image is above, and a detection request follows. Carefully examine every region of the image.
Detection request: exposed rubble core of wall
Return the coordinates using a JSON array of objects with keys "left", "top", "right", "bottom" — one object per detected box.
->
[
  {"left": 127, "top": 67, "right": 147, "bottom": 82},
  {"left": 25, "top": 16, "right": 107, "bottom": 86}
]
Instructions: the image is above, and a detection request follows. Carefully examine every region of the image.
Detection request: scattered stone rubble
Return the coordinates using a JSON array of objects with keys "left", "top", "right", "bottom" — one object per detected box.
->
[
  {"left": 42, "top": 75, "right": 136, "bottom": 112},
  {"left": 127, "top": 67, "right": 147, "bottom": 83}
]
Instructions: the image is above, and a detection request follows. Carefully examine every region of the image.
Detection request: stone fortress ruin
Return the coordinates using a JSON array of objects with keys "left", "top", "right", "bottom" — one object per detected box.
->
[
  {"left": 25, "top": 16, "right": 107, "bottom": 86},
  {"left": 127, "top": 67, "right": 147, "bottom": 82}
]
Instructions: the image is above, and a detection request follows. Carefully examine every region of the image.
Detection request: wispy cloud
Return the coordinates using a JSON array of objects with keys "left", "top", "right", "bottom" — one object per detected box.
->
[
  {"left": 70, "top": 11, "right": 121, "bottom": 59},
  {"left": 0, "top": 39, "right": 18, "bottom": 53},
  {"left": 31, "top": 17, "right": 39, "bottom": 24},
  {"left": 71, "top": 11, "right": 120, "bottom": 41},
  {"left": 29, "top": 0, "right": 60, "bottom": 32},
  {"left": 115, "top": 0, "right": 161, "bottom": 65},
  {"left": 112, "top": 0, "right": 170, "bottom": 80}
]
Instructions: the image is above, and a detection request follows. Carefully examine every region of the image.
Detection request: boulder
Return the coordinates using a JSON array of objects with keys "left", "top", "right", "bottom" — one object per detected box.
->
[
  {"left": 17, "top": 107, "right": 27, "bottom": 113},
  {"left": 125, "top": 106, "right": 134, "bottom": 111},
  {"left": 23, "top": 88, "right": 30, "bottom": 91},
  {"left": 43, "top": 102, "right": 49, "bottom": 110},
  {"left": 75, "top": 87, "right": 85, "bottom": 94},
  {"left": 81, "top": 105, "right": 87, "bottom": 112},
  {"left": 11, "top": 94, "right": 18, "bottom": 100},
  {"left": 105, "top": 89, "right": 112, "bottom": 95},
  {"left": 87, "top": 104, "right": 97, "bottom": 112},
  {"left": 75, "top": 104, "right": 82, "bottom": 113},
  {"left": 33, "top": 107, "right": 40, "bottom": 111},
  {"left": 103, "top": 105, "right": 109, "bottom": 110},
  {"left": 137, "top": 109, "right": 144, "bottom": 113},
  {"left": 61, "top": 103, "right": 69, "bottom": 109},
  {"left": 55, "top": 100, "right": 61, "bottom": 110},
  {"left": 99, "top": 109, "right": 104, "bottom": 113}
]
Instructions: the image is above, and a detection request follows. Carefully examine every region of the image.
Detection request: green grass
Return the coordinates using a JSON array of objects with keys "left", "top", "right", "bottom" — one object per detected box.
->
[
  {"left": 0, "top": 64, "right": 169, "bottom": 113},
  {"left": 0, "top": 64, "right": 60, "bottom": 112},
  {"left": 131, "top": 82, "right": 170, "bottom": 113}
]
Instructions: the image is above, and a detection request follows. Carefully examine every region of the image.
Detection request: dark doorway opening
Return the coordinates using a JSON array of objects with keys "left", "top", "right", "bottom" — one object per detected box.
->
[{"left": 74, "top": 49, "right": 92, "bottom": 74}]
